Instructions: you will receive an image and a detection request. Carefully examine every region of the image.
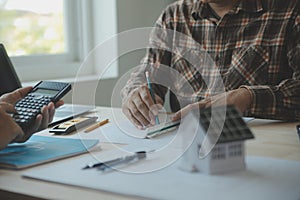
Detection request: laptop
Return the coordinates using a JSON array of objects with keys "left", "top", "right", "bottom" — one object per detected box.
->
[
  {"left": 0, "top": 44, "right": 22, "bottom": 96},
  {"left": 0, "top": 43, "right": 94, "bottom": 126}
]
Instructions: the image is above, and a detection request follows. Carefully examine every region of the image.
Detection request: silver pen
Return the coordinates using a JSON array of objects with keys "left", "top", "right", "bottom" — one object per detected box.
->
[{"left": 83, "top": 151, "right": 147, "bottom": 170}]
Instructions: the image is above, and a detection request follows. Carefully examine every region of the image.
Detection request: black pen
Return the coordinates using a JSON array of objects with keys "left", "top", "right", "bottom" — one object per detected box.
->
[
  {"left": 297, "top": 125, "right": 300, "bottom": 140},
  {"left": 82, "top": 151, "right": 147, "bottom": 170}
]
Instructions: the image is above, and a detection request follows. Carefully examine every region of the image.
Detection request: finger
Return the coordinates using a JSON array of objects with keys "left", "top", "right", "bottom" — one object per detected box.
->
[
  {"left": 122, "top": 108, "right": 144, "bottom": 130},
  {"left": 15, "top": 87, "right": 33, "bottom": 99},
  {"left": 27, "top": 114, "right": 43, "bottom": 135},
  {"left": 140, "top": 87, "right": 163, "bottom": 119},
  {"left": 130, "top": 100, "right": 150, "bottom": 127},
  {"left": 54, "top": 100, "right": 64, "bottom": 108},
  {"left": 139, "top": 86, "right": 159, "bottom": 116},
  {"left": 48, "top": 102, "right": 55, "bottom": 123},
  {"left": 40, "top": 106, "right": 50, "bottom": 130},
  {"left": 132, "top": 90, "right": 152, "bottom": 122},
  {"left": 0, "top": 102, "right": 17, "bottom": 113},
  {"left": 0, "top": 87, "right": 33, "bottom": 105}
]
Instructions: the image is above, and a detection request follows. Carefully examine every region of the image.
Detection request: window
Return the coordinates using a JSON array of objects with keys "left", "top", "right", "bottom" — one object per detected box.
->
[
  {"left": 0, "top": 0, "right": 65, "bottom": 56},
  {"left": 0, "top": 0, "right": 118, "bottom": 82}
]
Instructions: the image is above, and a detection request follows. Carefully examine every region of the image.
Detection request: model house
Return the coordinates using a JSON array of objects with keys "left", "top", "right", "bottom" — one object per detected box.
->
[{"left": 180, "top": 105, "right": 254, "bottom": 175}]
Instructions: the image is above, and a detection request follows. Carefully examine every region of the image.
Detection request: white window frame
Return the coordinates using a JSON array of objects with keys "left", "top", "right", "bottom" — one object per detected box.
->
[{"left": 10, "top": 0, "right": 118, "bottom": 82}]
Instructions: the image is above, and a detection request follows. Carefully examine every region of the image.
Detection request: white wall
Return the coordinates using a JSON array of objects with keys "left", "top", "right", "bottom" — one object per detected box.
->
[{"left": 63, "top": 0, "right": 174, "bottom": 107}]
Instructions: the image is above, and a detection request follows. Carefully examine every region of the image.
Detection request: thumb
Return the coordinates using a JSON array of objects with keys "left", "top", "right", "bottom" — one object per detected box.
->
[{"left": 0, "top": 102, "right": 17, "bottom": 114}]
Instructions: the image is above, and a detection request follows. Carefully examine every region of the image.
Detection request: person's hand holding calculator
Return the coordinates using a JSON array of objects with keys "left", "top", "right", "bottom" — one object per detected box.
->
[{"left": 0, "top": 82, "right": 68, "bottom": 144}]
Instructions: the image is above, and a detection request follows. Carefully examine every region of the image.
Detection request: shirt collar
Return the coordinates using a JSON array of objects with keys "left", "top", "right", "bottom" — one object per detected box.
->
[
  {"left": 192, "top": 0, "right": 264, "bottom": 20},
  {"left": 192, "top": 1, "right": 209, "bottom": 20}
]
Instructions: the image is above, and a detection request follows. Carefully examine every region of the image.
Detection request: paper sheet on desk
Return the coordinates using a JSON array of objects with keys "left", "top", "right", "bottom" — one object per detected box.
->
[
  {"left": 88, "top": 116, "right": 253, "bottom": 151},
  {"left": 23, "top": 156, "right": 300, "bottom": 200},
  {"left": 97, "top": 120, "right": 180, "bottom": 151}
]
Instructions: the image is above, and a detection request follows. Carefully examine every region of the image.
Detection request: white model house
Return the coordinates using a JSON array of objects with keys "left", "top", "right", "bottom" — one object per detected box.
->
[{"left": 180, "top": 105, "right": 254, "bottom": 175}]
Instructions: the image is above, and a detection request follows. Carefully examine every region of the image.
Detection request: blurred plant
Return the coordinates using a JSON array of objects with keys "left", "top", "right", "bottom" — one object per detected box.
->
[{"left": 0, "top": 9, "right": 65, "bottom": 56}]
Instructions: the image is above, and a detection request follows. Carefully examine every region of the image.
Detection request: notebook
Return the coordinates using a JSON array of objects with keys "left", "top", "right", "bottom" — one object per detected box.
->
[{"left": 0, "top": 135, "right": 99, "bottom": 169}]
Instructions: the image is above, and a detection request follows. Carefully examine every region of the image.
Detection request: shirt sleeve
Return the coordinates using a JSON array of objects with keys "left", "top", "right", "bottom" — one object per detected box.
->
[
  {"left": 242, "top": 11, "right": 300, "bottom": 120},
  {"left": 121, "top": 8, "right": 174, "bottom": 103}
]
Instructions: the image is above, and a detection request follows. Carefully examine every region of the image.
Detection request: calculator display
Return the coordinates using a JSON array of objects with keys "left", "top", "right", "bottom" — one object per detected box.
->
[{"left": 34, "top": 89, "right": 59, "bottom": 97}]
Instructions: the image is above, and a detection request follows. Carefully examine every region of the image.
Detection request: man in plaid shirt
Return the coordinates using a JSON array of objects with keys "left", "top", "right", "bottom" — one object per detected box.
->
[{"left": 121, "top": 0, "right": 300, "bottom": 129}]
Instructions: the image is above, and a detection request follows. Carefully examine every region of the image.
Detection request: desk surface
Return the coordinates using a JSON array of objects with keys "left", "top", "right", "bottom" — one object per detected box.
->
[{"left": 0, "top": 107, "right": 299, "bottom": 200}]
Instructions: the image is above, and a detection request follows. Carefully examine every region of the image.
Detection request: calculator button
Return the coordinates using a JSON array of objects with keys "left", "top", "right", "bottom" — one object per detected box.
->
[
  {"left": 32, "top": 109, "right": 39, "bottom": 113},
  {"left": 28, "top": 113, "right": 34, "bottom": 117},
  {"left": 34, "top": 95, "right": 44, "bottom": 100}
]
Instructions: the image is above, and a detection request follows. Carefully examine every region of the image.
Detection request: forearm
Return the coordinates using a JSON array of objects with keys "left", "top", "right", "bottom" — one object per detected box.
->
[{"left": 242, "top": 81, "right": 300, "bottom": 120}]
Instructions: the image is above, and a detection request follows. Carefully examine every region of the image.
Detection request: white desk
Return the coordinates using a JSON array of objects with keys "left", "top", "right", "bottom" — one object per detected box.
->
[{"left": 0, "top": 107, "right": 299, "bottom": 200}]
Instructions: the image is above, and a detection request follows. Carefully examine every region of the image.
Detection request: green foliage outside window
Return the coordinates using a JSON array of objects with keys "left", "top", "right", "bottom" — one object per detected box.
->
[{"left": 0, "top": 9, "right": 65, "bottom": 56}]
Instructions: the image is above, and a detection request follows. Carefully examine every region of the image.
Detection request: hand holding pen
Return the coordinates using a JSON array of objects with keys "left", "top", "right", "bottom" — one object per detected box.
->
[{"left": 121, "top": 72, "right": 163, "bottom": 129}]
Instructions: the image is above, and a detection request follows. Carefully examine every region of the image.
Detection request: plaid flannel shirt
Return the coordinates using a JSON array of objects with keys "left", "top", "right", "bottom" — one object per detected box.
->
[{"left": 121, "top": 0, "right": 300, "bottom": 120}]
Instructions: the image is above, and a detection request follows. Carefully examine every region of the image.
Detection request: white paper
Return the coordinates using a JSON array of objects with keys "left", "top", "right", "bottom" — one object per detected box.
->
[
  {"left": 23, "top": 155, "right": 300, "bottom": 200},
  {"left": 91, "top": 119, "right": 180, "bottom": 150}
]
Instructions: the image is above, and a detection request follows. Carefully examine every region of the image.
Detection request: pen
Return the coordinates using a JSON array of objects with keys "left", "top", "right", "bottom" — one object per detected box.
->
[
  {"left": 84, "top": 119, "right": 109, "bottom": 133},
  {"left": 297, "top": 125, "right": 300, "bottom": 140},
  {"left": 82, "top": 151, "right": 147, "bottom": 170},
  {"left": 146, "top": 121, "right": 180, "bottom": 139},
  {"left": 145, "top": 71, "right": 160, "bottom": 125}
]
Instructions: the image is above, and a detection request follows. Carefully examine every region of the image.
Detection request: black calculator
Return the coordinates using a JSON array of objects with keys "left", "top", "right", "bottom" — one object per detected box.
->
[{"left": 13, "top": 81, "right": 71, "bottom": 132}]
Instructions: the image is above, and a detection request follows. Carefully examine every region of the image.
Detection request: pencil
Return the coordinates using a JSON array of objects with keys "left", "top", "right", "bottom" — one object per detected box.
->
[
  {"left": 145, "top": 71, "right": 160, "bottom": 125},
  {"left": 84, "top": 119, "right": 109, "bottom": 133}
]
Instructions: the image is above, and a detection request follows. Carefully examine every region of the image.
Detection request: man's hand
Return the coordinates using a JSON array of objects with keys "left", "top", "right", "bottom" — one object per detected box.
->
[
  {"left": 0, "top": 87, "right": 64, "bottom": 143},
  {"left": 122, "top": 85, "right": 163, "bottom": 129},
  {"left": 172, "top": 88, "right": 253, "bottom": 121},
  {"left": 0, "top": 103, "right": 24, "bottom": 150}
]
